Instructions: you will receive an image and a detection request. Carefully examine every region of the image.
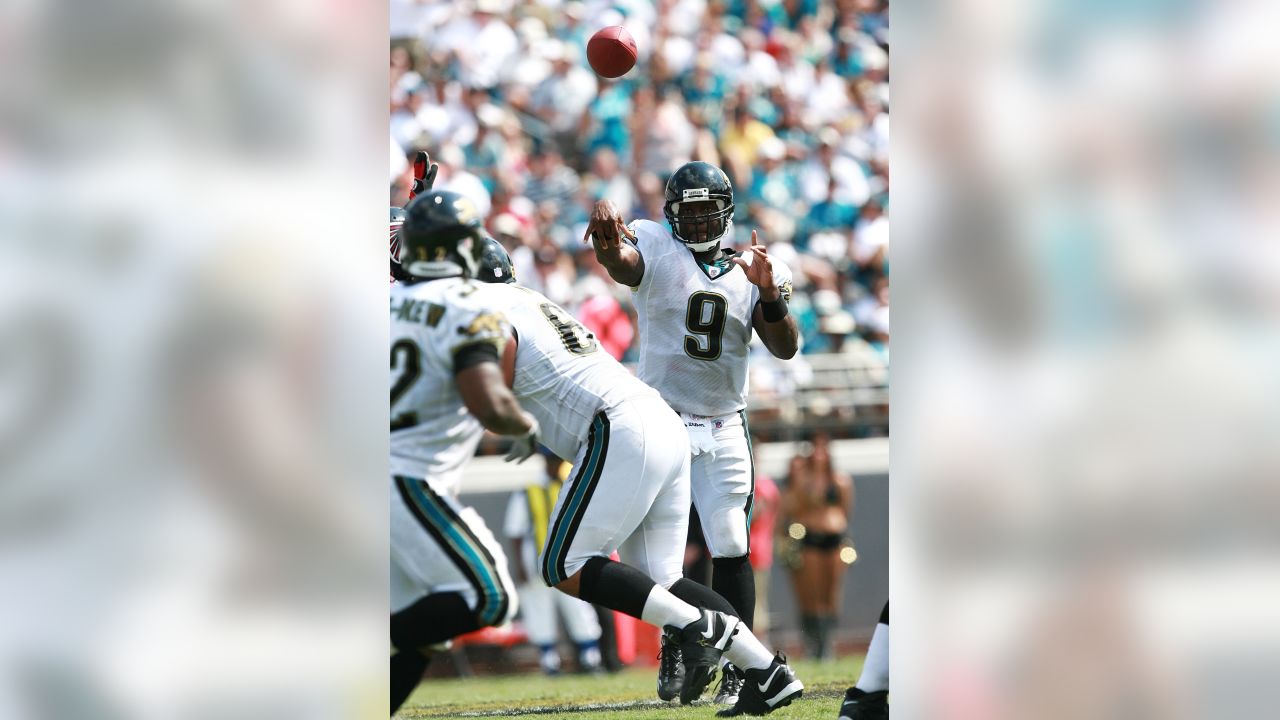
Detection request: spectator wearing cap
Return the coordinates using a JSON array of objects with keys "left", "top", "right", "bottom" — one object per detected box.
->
[{"left": 798, "top": 126, "right": 871, "bottom": 209}]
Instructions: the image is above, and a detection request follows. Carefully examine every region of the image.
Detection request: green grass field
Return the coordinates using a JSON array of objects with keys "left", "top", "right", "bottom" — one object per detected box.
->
[{"left": 399, "top": 656, "right": 861, "bottom": 719}]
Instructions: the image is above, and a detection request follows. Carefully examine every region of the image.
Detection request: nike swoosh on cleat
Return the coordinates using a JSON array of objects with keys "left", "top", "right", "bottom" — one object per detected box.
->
[{"left": 757, "top": 666, "right": 783, "bottom": 693}]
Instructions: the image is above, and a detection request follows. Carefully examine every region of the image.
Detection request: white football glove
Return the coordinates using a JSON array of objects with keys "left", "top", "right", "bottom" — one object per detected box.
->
[{"left": 504, "top": 415, "right": 540, "bottom": 464}]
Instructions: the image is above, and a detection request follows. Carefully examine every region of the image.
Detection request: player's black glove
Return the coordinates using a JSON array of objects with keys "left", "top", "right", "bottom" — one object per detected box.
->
[{"left": 410, "top": 150, "right": 439, "bottom": 199}]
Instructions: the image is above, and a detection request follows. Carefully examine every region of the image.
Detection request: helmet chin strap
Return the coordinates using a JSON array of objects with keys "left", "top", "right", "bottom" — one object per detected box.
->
[{"left": 679, "top": 217, "right": 732, "bottom": 253}]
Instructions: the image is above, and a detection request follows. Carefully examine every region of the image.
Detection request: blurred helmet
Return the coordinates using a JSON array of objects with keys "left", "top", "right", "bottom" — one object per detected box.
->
[
  {"left": 476, "top": 236, "right": 517, "bottom": 285},
  {"left": 663, "top": 161, "right": 735, "bottom": 252},
  {"left": 390, "top": 206, "right": 406, "bottom": 256},
  {"left": 398, "top": 190, "right": 486, "bottom": 281},
  {"left": 390, "top": 206, "right": 410, "bottom": 282}
]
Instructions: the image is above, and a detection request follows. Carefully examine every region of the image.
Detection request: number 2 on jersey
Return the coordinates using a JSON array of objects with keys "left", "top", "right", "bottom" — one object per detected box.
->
[
  {"left": 390, "top": 338, "right": 421, "bottom": 430},
  {"left": 684, "top": 291, "right": 727, "bottom": 360}
]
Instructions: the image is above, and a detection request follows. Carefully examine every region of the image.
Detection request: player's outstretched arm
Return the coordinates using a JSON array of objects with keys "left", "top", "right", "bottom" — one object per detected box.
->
[{"left": 584, "top": 199, "right": 644, "bottom": 287}]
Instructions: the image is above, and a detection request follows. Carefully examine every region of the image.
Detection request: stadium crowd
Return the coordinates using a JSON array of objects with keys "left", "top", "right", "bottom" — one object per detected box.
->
[{"left": 390, "top": 0, "right": 888, "bottom": 435}]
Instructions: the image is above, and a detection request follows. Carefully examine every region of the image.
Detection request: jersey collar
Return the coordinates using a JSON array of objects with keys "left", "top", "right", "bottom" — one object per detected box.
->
[{"left": 692, "top": 248, "right": 740, "bottom": 281}]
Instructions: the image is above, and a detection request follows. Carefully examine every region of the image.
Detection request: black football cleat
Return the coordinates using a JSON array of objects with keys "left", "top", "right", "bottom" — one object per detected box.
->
[
  {"left": 838, "top": 687, "right": 887, "bottom": 720},
  {"left": 716, "top": 653, "right": 804, "bottom": 717},
  {"left": 656, "top": 631, "right": 685, "bottom": 701},
  {"left": 667, "top": 609, "right": 741, "bottom": 704},
  {"left": 713, "top": 663, "right": 744, "bottom": 705}
]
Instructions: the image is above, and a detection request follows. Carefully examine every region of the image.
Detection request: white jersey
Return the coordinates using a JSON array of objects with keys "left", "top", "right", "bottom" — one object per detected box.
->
[
  {"left": 628, "top": 219, "right": 793, "bottom": 417},
  {"left": 482, "top": 282, "right": 662, "bottom": 460},
  {"left": 390, "top": 277, "right": 512, "bottom": 495}
]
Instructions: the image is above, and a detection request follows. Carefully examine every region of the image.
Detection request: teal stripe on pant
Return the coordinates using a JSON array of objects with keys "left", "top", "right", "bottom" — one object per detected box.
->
[
  {"left": 542, "top": 414, "right": 607, "bottom": 586},
  {"left": 401, "top": 478, "right": 507, "bottom": 626}
]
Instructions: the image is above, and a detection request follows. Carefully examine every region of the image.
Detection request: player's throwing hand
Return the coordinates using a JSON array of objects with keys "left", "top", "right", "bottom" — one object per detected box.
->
[
  {"left": 730, "top": 231, "right": 779, "bottom": 299},
  {"left": 584, "top": 199, "right": 636, "bottom": 254}
]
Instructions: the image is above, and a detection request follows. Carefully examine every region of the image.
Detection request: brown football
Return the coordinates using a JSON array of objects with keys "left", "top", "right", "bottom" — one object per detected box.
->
[{"left": 586, "top": 26, "right": 638, "bottom": 79}]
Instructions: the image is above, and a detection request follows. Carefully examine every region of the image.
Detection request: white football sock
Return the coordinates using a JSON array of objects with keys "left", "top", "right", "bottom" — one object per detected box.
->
[
  {"left": 723, "top": 625, "right": 775, "bottom": 671},
  {"left": 855, "top": 622, "right": 889, "bottom": 692},
  {"left": 640, "top": 585, "right": 700, "bottom": 629}
]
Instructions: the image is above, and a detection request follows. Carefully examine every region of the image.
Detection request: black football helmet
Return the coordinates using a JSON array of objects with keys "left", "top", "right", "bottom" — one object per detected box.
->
[
  {"left": 398, "top": 190, "right": 486, "bottom": 281},
  {"left": 476, "top": 236, "right": 517, "bottom": 284},
  {"left": 663, "top": 161, "right": 735, "bottom": 252}
]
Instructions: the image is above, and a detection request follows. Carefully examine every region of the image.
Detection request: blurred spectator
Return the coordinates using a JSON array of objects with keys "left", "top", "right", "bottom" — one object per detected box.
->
[
  {"left": 432, "top": 144, "right": 492, "bottom": 220},
  {"left": 529, "top": 39, "right": 598, "bottom": 152},
  {"left": 798, "top": 126, "right": 871, "bottom": 209},
  {"left": 413, "top": 75, "right": 478, "bottom": 150},
  {"left": 523, "top": 149, "right": 579, "bottom": 221},
  {"left": 582, "top": 147, "right": 634, "bottom": 213},
  {"left": 801, "top": 177, "right": 857, "bottom": 257},
  {"left": 851, "top": 196, "right": 888, "bottom": 278},
  {"left": 720, "top": 103, "right": 777, "bottom": 188},
  {"left": 574, "top": 276, "right": 634, "bottom": 361},
  {"left": 780, "top": 433, "right": 854, "bottom": 660},
  {"left": 853, "top": 276, "right": 889, "bottom": 357},
  {"left": 747, "top": 137, "right": 800, "bottom": 218},
  {"left": 390, "top": 81, "right": 427, "bottom": 152},
  {"left": 504, "top": 453, "right": 604, "bottom": 675},
  {"left": 434, "top": 0, "right": 519, "bottom": 91},
  {"left": 748, "top": 437, "right": 781, "bottom": 634},
  {"left": 632, "top": 85, "right": 697, "bottom": 176}
]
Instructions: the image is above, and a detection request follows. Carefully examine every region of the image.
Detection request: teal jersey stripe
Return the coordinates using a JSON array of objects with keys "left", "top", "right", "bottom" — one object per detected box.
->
[
  {"left": 403, "top": 479, "right": 505, "bottom": 625},
  {"left": 544, "top": 415, "right": 606, "bottom": 585}
]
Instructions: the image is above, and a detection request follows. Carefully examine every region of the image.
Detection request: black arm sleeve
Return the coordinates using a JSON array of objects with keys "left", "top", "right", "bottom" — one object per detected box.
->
[{"left": 452, "top": 342, "right": 501, "bottom": 375}]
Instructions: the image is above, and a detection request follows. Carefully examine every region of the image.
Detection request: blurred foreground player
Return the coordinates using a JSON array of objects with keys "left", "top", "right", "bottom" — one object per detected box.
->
[
  {"left": 476, "top": 240, "right": 804, "bottom": 715},
  {"left": 389, "top": 190, "right": 540, "bottom": 715}
]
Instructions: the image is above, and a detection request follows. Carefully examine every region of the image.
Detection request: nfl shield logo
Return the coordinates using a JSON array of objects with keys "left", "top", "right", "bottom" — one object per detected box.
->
[{"left": 714, "top": 420, "right": 723, "bottom": 429}]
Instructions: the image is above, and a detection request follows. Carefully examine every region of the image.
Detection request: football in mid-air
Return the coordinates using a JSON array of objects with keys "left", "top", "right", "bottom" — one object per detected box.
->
[{"left": 586, "top": 26, "right": 637, "bottom": 79}]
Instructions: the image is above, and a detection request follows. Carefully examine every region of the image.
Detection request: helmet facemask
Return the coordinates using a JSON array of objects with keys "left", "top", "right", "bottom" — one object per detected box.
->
[{"left": 665, "top": 195, "right": 734, "bottom": 253}]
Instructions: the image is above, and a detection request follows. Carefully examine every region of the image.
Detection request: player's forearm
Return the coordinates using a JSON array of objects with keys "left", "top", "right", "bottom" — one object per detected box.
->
[
  {"left": 478, "top": 397, "right": 535, "bottom": 436},
  {"left": 592, "top": 238, "right": 645, "bottom": 287},
  {"left": 759, "top": 314, "right": 800, "bottom": 359},
  {"left": 457, "top": 362, "right": 536, "bottom": 435}
]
